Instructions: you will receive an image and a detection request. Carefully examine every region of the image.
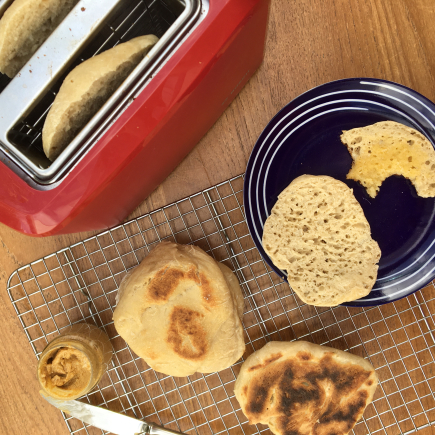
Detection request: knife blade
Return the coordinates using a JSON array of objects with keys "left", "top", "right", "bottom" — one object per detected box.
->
[{"left": 40, "top": 391, "right": 184, "bottom": 434}]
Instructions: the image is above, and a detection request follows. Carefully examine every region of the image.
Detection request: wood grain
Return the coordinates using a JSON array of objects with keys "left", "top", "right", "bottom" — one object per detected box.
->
[{"left": 1, "top": 0, "right": 435, "bottom": 433}]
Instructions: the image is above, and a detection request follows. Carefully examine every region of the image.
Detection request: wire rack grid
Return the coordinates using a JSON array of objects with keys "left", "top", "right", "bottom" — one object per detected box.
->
[{"left": 7, "top": 174, "right": 435, "bottom": 435}]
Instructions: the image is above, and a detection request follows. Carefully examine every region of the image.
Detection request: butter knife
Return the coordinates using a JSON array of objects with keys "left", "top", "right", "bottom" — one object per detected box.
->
[{"left": 41, "top": 392, "right": 184, "bottom": 434}]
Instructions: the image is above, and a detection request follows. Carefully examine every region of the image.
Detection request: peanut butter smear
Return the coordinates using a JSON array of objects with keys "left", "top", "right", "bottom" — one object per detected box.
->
[{"left": 39, "top": 346, "right": 91, "bottom": 398}]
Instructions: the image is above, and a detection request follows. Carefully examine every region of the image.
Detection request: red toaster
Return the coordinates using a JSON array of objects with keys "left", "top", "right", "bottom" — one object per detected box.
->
[{"left": 0, "top": 0, "right": 270, "bottom": 236}]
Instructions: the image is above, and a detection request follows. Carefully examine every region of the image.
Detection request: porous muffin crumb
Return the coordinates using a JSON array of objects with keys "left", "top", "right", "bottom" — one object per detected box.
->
[
  {"left": 341, "top": 121, "right": 435, "bottom": 198},
  {"left": 262, "top": 175, "right": 380, "bottom": 306}
]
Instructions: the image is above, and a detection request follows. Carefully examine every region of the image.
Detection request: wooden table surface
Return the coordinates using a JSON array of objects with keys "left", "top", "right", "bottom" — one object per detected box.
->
[{"left": 1, "top": 0, "right": 435, "bottom": 433}]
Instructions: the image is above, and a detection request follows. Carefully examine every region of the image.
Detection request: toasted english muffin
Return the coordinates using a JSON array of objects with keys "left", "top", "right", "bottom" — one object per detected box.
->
[
  {"left": 113, "top": 241, "right": 245, "bottom": 377},
  {"left": 42, "top": 34, "right": 159, "bottom": 161},
  {"left": 234, "top": 341, "right": 378, "bottom": 435},
  {"left": 341, "top": 121, "right": 435, "bottom": 198},
  {"left": 0, "top": 0, "right": 79, "bottom": 78},
  {"left": 262, "top": 175, "right": 381, "bottom": 306}
]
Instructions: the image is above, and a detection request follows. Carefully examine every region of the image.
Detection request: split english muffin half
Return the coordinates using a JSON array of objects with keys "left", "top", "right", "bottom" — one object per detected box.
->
[
  {"left": 42, "top": 34, "right": 159, "bottom": 161},
  {"left": 262, "top": 175, "right": 381, "bottom": 306},
  {"left": 341, "top": 120, "right": 435, "bottom": 198},
  {"left": 0, "top": 0, "right": 79, "bottom": 78}
]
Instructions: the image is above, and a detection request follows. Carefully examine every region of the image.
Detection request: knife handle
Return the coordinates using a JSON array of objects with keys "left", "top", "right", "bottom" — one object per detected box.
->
[{"left": 147, "top": 423, "right": 185, "bottom": 434}]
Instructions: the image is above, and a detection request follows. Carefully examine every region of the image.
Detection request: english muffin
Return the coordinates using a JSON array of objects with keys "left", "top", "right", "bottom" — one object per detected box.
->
[
  {"left": 113, "top": 241, "right": 245, "bottom": 377},
  {"left": 42, "top": 35, "right": 158, "bottom": 161},
  {"left": 234, "top": 341, "right": 378, "bottom": 435},
  {"left": 262, "top": 175, "right": 381, "bottom": 306},
  {"left": 341, "top": 121, "right": 435, "bottom": 198},
  {"left": 0, "top": 0, "right": 79, "bottom": 77}
]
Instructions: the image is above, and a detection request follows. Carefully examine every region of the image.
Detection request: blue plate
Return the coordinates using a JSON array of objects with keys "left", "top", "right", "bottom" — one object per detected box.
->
[{"left": 244, "top": 78, "right": 435, "bottom": 306}]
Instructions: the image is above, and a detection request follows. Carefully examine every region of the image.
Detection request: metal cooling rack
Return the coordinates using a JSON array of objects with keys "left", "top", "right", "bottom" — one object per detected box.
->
[{"left": 7, "top": 175, "right": 435, "bottom": 435}]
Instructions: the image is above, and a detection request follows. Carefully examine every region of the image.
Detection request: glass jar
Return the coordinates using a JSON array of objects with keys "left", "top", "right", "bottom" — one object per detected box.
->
[{"left": 37, "top": 323, "right": 113, "bottom": 400}]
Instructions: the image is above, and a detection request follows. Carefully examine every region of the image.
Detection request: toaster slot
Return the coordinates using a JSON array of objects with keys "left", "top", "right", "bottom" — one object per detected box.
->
[{"left": 0, "top": 0, "right": 204, "bottom": 184}]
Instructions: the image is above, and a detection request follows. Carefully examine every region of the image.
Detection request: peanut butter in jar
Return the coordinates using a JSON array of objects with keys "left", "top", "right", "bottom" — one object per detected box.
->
[{"left": 37, "top": 323, "right": 113, "bottom": 400}]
